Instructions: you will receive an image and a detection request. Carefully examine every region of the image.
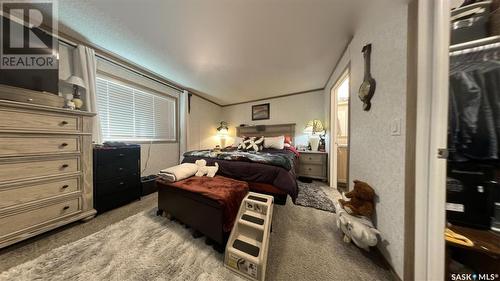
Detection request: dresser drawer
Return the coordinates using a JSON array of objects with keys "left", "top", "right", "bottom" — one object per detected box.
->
[
  {"left": 95, "top": 176, "right": 140, "bottom": 197},
  {"left": 94, "top": 148, "right": 140, "bottom": 168},
  {"left": 300, "top": 153, "right": 325, "bottom": 164},
  {"left": 299, "top": 164, "right": 325, "bottom": 177},
  {"left": 0, "top": 198, "right": 80, "bottom": 238},
  {"left": 0, "top": 157, "right": 79, "bottom": 183},
  {"left": 0, "top": 177, "right": 80, "bottom": 209},
  {"left": 0, "top": 136, "right": 80, "bottom": 157},
  {"left": 0, "top": 109, "right": 79, "bottom": 133}
]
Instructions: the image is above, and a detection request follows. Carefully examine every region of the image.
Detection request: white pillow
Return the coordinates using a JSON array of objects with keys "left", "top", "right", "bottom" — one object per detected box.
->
[
  {"left": 264, "top": 136, "right": 285, "bottom": 149},
  {"left": 232, "top": 137, "right": 243, "bottom": 147}
]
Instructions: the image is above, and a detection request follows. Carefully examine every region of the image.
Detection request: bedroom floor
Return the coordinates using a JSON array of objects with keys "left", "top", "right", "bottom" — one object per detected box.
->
[{"left": 0, "top": 181, "right": 394, "bottom": 281}]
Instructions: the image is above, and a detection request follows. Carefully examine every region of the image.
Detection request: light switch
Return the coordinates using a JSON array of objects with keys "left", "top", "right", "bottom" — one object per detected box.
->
[{"left": 391, "top": 118, "right": 401, "bottom": 136}]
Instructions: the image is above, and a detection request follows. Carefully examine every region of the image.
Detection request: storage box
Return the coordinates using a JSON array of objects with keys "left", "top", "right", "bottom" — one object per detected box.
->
[{"left": 141, "top": 175, "right": 158, "bottom": 196}]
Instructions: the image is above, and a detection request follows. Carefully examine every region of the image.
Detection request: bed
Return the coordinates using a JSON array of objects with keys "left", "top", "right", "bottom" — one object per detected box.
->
[{"left": 182, "top": 123, "right": 299, "bottom": 204}]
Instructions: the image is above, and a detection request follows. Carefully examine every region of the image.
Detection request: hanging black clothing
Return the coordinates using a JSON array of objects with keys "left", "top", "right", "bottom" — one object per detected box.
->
[{"left": 448, "top": 66, "right": 500, "bottom": 161}]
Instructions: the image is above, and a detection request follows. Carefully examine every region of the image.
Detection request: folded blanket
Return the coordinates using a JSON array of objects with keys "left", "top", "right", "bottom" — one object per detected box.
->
[{"left": 159, "top": 163, "right": 198, "bottom": 182}]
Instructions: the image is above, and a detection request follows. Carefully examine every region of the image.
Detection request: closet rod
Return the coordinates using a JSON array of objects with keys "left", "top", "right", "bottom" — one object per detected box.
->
[{"left": 450, "top": 35, "right": 500, "bottom": 53}]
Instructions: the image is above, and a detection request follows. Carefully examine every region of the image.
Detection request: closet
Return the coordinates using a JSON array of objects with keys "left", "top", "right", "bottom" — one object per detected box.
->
[{"left": 445, "top": 1, "right": 500, "bottom": 276}]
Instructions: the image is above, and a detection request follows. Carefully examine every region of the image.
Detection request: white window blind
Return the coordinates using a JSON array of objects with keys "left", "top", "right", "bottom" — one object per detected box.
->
[{"left": 96, "top": 77, "right": 177, "bottom": 141}]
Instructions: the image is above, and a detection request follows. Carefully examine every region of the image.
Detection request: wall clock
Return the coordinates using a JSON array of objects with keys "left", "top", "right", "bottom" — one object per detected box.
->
[{"left": 358, "top": 44, "right": 376, "bottom": 111}]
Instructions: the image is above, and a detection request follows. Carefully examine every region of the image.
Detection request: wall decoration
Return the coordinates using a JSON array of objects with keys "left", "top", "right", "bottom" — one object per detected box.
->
[
  {"left": 252, "top": 103, "right": 270, "bottom": 120},
  {"left": 358, "top": 44, "right": 376, "bottom": 111}
]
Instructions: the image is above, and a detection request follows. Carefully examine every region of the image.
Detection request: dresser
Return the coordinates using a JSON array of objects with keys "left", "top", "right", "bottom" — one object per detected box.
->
[
  {"left": 297, "top": 151, "right": 328, "bottom": 181},
  {"left": 93, "top": 145, "right": 141, "bottom": 213},
  {"left": 0, "top": 100, "right": 96, "bottom": 249}
]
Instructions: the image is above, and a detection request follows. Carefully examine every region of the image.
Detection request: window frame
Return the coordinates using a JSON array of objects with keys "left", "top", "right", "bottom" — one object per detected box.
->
[{"left": 96, "top": 71, "right": 179, "bottom": 144}]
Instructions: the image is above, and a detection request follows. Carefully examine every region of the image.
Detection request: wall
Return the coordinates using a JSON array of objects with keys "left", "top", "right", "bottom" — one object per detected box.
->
[
  {"left": 222, "top": 90, "right": 325, "bottom": 146},
  {"left": 187, "top": 95, "right": 223, "bottom": 150},
  {"left": 323, "top": 1, "right": 409, "bottom": 278}
]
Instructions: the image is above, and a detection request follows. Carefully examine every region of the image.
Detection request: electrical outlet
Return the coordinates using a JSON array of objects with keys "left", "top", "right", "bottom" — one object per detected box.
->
[{"left": 391, "top": 118, "right": 401, "bottom": 136}]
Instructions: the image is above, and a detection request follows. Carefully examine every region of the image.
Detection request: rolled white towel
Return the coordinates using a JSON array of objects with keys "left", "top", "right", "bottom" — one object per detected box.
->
[
  {"left": 159, "top": 163, "right": 198, "bottom": 182},
  {"left": 158, "top": 173, "right": 176, "bottom": 182}
]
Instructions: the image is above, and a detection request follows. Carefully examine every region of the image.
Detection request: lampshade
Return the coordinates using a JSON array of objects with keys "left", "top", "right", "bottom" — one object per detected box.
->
[
  {"left": 65, "top": 75, "right": 86, "bottom": 89},
  {"left": 304, "top": 119, "right": 324, "bottom": 134},
  {"left": 217, "top": 121, "right": 229, "bottom": 136}
]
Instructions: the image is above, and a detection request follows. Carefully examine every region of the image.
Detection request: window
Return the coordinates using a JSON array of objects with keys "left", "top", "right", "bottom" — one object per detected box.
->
[{"left": 96, "top": 77, "right": 177, "bottom": 142}]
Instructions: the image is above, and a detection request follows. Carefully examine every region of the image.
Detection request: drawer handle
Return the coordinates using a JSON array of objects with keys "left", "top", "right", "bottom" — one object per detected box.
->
[
  {"left": 119, "top": 182, "right": 125, "bottom": 185},
  {"left": 118, "top": 153, "right": 125, "bottom": 157},
  {"left": 309, "top": 157, "right": 312, "bottom": 160},
  {"left": 61, "top": 184, "right": 69, "bottom": 189},
  {"left": 60, "top": 121, "right": 68, "bottom": 125},
  {"left": 62, "top": 206, "right": 70, "bottom": 210},
  {"left": 60, "top": 143, "right": 68, "bottom": 147},
  {"left": 118, "top": 167, "right": 124, "bottom": 171},
  {"left": 61, "top": 164, "right": 69, "bottom": 168}
]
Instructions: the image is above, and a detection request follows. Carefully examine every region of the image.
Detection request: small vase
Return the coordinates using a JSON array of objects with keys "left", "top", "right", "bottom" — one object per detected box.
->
[{"left": 309, "top": 134, "right": 320, "bottom": 151}]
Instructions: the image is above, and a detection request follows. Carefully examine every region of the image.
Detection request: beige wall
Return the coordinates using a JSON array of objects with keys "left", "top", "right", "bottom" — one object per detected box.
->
[
  {"left": 323, "top": 1, "right": 409, "bottom": 278},
  {"left": 187, "top": 95, "right": 223, "bottom": 150},
  {"left": 222, "top": 90, "right": 325, "bottom": 146}
]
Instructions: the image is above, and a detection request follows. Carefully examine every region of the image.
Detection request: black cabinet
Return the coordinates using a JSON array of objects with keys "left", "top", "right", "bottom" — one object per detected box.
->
[{"left": 93, "top": 145, "right": 141, "bottom": 213}]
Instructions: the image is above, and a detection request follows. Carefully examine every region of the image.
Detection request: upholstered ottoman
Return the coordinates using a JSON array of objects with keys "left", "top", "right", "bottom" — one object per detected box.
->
[{"left": 156, "top": 176, "right": 249, "bottom": 247}]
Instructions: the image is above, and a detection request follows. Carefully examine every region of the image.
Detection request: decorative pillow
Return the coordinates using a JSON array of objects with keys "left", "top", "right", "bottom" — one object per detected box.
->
[
  {"left": 238, "top": 136, "right": 264, "bottom": 151},
  {"left": 232, "top": 136, "right": 243, "bottom": 147},
  {"left": 264, "top": 136, "right": 285, "bottom": 149}
]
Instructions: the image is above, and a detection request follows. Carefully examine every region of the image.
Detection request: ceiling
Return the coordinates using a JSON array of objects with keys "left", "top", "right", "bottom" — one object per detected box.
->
[{"left": 58, "top": 0, "right": 362, "bottom": 105}]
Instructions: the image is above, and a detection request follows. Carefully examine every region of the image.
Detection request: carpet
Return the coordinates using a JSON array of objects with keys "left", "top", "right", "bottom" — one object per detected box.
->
[
  {"left": 295, "top": 181, "right": 336, "bottom": 213},
  {"left": 0, "top": 209, "right": 243, "bottom": 281},
  {"left": 0, "top": 193, "right": 394, "bottom": 281}
]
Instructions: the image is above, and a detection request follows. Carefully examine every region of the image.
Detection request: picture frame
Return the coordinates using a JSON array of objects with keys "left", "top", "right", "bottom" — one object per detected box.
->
[{"left": 252, "top": 103, "right": 270, "bottom": 120}]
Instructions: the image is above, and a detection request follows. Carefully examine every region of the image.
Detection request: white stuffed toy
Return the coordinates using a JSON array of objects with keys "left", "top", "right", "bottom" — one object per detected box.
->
[
  {"left": 194, "top": 159, "right": 219, "bottom": 177},
  {"left": 335, "top": 200, "right": 380, "bottom": 251}
]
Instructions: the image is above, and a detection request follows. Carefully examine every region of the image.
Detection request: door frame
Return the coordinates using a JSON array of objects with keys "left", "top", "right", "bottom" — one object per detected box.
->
[
  {"left": 329, "top": 67, "right": 350, "bottom": 189},
  {"left": 414, "top": 0, "right": 450, "bottom": 280}
]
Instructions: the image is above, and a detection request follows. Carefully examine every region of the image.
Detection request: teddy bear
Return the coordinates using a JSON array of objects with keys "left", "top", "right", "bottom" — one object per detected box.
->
[
  {"left": 338, "top": 180, "right": 375, "bottom": 218},
  {"left": 194, "top": 159, "right": 219, "bottom": 177}
]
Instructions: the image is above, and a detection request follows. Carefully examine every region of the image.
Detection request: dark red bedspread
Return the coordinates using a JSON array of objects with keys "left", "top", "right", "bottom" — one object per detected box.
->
[{"left": 168, "top": 176, "right": 249, "bottom": 232}]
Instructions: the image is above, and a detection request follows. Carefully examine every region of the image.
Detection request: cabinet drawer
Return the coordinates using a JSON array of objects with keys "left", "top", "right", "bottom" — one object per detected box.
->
[
  {"left": 94, "top": 148, "right": 140, "bottom": 167},
  {"left": 95, "top": 176, "right": 140, "bottom": 197},
  {"left": 0, "top": 109, "right": 79, "bottom": 133},
  {"left": 0, "top": 177, "right": 79, "bottom": 209},
  {"left": 96, "top": 164, "right": 139, "bottom": 182},
  {"left": 0, "top": 136, "right": 79, "bottom": 157},
  {"left": 300, "top": 153, "right": 325, "bottom": 164},
  {"left": 0, "top": 157, "right": 79, "bottom": 183},
  {"left": 0, "top": 198, "right": 80, "bottom": 238},
  {"left": 299, "top": 164, "right": 325, "bottom": 177}
]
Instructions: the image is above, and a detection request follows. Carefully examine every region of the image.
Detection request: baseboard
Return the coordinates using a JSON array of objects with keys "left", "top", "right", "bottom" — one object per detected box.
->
[{"left": 372, "top": 247, "right": 403, "bottom": 281}]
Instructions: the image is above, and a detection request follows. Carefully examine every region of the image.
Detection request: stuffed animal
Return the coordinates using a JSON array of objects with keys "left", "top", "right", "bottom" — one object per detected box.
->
[
  {"left": 338, "top": 180, "right": 375, "bottom": 217},
  {"left": 335, "top": 202, "right": 380, "bottom": 251},
  {"left": 206, "top": 163, "right": 219, "bottom": 177},
  {"left": 194, "top": 159, "right": 219, "bottom": 177}
]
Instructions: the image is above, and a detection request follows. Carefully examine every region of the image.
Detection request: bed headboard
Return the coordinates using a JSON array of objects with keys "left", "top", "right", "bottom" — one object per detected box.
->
[{"left": 236, "top": 123, "right": 296, "bottom": 140}]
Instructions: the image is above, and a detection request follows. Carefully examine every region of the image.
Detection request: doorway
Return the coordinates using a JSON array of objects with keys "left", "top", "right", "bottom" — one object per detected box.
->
[{"left": 330, "top": 68, "right": 350, "bottom": 191}]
